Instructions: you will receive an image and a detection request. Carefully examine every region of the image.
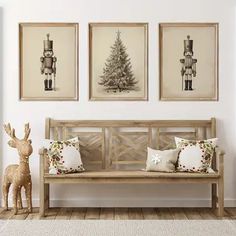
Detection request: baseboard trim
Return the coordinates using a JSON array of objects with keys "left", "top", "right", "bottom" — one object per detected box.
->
[{"left": 1, "top": 198, "right": 236, "bottom": 208}]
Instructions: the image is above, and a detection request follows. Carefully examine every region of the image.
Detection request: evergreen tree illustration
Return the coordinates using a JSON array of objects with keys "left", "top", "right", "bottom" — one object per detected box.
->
[{"left": 98, "top": 30, "right": 137, "bottom": 92}]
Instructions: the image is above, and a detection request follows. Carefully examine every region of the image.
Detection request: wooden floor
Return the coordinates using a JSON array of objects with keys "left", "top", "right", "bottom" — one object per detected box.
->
[{"left": 0, "top": 207, "right": 236, "bottom": 220}]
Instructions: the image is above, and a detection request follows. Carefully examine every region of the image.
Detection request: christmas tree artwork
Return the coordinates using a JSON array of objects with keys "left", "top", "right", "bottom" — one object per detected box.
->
[{"left": 98, "top": 30, "right": 138, "bottom": 93}]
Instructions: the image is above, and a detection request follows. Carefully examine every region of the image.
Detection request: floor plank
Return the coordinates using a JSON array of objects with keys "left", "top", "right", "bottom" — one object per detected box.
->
[
  {"left": 142, "top": 208, "right": 159, "bottom": 219},
  {"left": 169, "top": 208, "right": 188, "bottom": 220},
  {"left": 9, "top": 209, "right": 29, "bottom": 220},
  {"left": 55, "top": 208, "right": 72, "bottom": 220},
  {"left": 100, "top": 208, "right": 114, "bottom": 220},
  {"left": 0, "top": 209, "right": 15, "bottom": 220},
  {"left": 71, "top": 208, "right": 86, "bottom": 220},
  {"left": 156, "top": 208, "right": 174, "bottom": 220},
  {"left": 198, "top": 208, "right": 217, "bottom": 220},
  {"left": 221, "top": 209, "right": 232, "bottom": 219},
  {"left": 114, "top": 208, "right": 129, "bottom": 220},
  {"left": 43, "top": 207, "right": 60, "bottom": 220},
  {"left": 0, "top": 208, "right": 4, "bottom": 215},
  {"left": 1, "top": 207, "right": 236, "bottom": 220},
  {"left": 225, "top": 208, "right": 236, "bottom": 219},
  {"left": 184, "top": 208, "right": 203, "bottom": 220},
  {"left": 25, "top": 208, "right": 40, "bottom": 220},
  {"left": 85, "top": 208, "right": 100, "bottom": 219},
  {"left": 128, "top": 208, "right": 143, "bottom": 219},
  {"left": 220, "top": 208, "right": 236, "bottom": 220}
]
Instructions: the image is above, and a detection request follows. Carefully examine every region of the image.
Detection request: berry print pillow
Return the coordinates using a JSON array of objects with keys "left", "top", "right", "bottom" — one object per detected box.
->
[
  {"left": 46, "top": 137, "right": 85, "bottom": 175},
  {"left": 175, "top": 137, "right": 218, "bottom": 173}
]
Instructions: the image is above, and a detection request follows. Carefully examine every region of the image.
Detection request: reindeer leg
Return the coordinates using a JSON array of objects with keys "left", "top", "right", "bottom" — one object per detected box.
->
[
  {"left": 24, "top": 182, "right": 32, "bottom": 213},
  {"left": 17, "top": 187, "right": 23, "bottom": 209},
  {"left": 12, "top": 185, "right": 18, "bottom": 215},
  {"left": 3, "top": 181, "right": 10, "bottom": 211}
]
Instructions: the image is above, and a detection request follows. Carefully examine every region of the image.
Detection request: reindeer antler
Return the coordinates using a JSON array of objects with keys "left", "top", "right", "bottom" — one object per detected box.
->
[
  {"left": 3, "top": 123, "right": 18, "bottom": 140},
  {"left": 24, "top": 123, "right": 31, "bottom": 140}
]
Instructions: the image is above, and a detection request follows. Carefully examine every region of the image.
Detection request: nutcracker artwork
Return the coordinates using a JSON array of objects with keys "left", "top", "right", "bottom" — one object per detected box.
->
[
  {"left": 180, "top": 35, "right": 197, "bottom": 91},
  {"left": 40, "top": 34, "right": 57, "bottom": 91}
]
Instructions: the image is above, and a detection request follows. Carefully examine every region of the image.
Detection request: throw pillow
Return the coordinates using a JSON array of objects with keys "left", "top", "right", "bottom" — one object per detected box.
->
[
  {"left": 146, "top": 147, "right": 180, "bottom": 172},
  {"left": 175, "top": 137, "right": 218, "bottom": 173},
  {"left": 44, "top": 137, "right": 85, "bottom": 174}
]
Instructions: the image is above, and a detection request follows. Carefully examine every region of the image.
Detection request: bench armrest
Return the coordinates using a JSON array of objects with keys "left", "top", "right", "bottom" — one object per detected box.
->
[
  {"left": 215, "top": 148, "right": 225, "bottom": 176},
  {"left": 39, "top": 147, "right": 49, "bottom": 175},
  {"left": 39, "top": 147, "right": 48, "bottom": 155}
]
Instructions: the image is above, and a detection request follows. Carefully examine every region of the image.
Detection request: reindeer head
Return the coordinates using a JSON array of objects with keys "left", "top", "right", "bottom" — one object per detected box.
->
[{"left": 4, "top": 123, "right": 33, "bottom": 157}]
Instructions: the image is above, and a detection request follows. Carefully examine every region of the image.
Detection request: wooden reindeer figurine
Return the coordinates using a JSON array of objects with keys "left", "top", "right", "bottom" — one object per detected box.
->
[{"left": 3, "top": 123, "right": 33, "bottom": 215}]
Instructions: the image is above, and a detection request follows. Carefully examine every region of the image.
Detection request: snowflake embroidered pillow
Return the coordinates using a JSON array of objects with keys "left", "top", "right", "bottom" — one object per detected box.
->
[
  {"left": 146, "top": 147, "right": 180, "bottom": 172},
  {"left": 175, "top": 137, "right": 218, "bottom": 173},
  {"left": 45, "top": 137, "right": 85, "bottom": 175}
]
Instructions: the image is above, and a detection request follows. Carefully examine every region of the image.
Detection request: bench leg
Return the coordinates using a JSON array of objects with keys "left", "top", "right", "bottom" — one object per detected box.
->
[
  {"left": 216, "top": 179, "right": 224, "bottom": 217},
  {"left": 40, "top": 183, "right": 49, "bottom": 217},
  {"left": 211, "top": 183, "right": 217, "bottom": 209}
]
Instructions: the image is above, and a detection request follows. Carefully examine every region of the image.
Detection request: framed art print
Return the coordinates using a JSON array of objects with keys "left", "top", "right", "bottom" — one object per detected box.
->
[
  {"left": 89, "top": 23, "right": 148, "bottom": 101},
  {"left": 159, "top": 23, "right": 218, "bottom": 101},
  {"left": 19, "top": 23, "right": 78, "bottom": 101}
]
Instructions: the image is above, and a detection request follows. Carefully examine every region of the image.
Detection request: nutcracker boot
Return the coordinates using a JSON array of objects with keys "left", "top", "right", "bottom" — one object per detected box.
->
[
  {"left": 44, "top": 79, "right": 48, "bottom": 91},
  {"left": 188, "top": 80, "right": 193, "bottom": 90},
  {"left": 184, "top": 80, "right": 188, "bottom": 91},
  {"left": 48, "top": 79, "right": 53, "bottom": 91}
]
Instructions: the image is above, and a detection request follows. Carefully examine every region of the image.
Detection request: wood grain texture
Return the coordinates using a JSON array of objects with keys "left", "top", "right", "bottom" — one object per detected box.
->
[
  {"left": 85, "top": 208, "right": 100, "bottom": 219},
  {"left": 158, "top": 131, "right": 196, "bottom": 150},
  {"left": 49, "top": 119, "right": 212, "bottom": 128},
  {"left": 114, "top": 208, "right": 129, "bottom": 220},
  {"left": 128, "top": 208, "right": 143, "bottom": 219},
  {"left": 169, "top": 208, "right": 188, "bottom": 219},
  {"left": 43, "top": 207, "right": 60, "bottom": 220},
  {"left": 109, "top": 130, "right": 148, "bottom": 169},
  {"left": 71, "top": 208, "right": 86, "bottom": 220},
  {"left": 45, "top": 118, "right": 50, "bottom": 139},
  {"left": 25, "top": 208, "right": 40, "bottom": 220},
  {"left": 156, "top": 208, "right": 174, "bottom": 220},
  {"left": 9, "top": 209, "right": 29, "bottom": 220},
  {"left": 225, "top": 208, "right": 236, "bottom": 219},
  {"left": 199, "top": 208, "right": 216, "bottom": 219},
  {"left": 216, "top": 150, "right": 224, "bottom": 217},
  {"left": 56, "top": 208, "right": 72, "bottom": 220},
  {"left": 142, "top": 208, "right": 159, "bottom": 219},
  {"left": 184, "top": 208, "right": 203, "bottom": 220},
  {"left": 100, "top": 208, "right": 114, "bottom": 220},
  {"left": 39, "top": 118, "right": 225, "bottom": 216},
  {"left": 0, "top": 209, "right": 15, "bottom": 220},
  {"left": 44, "top": 171, "right": 220, "bottom": 179},
  {"left": 1, "top": 207, "right": 236, "bottom": 220}
]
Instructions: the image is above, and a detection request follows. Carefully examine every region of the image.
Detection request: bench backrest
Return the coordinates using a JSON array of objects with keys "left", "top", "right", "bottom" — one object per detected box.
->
[{"left": 45, "top": 118, "right": 216, "bottom": 171}]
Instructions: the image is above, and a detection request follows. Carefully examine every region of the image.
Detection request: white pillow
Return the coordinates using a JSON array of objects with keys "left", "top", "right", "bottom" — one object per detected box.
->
[
  {"left": 44, "top": 137, "right": 85, "bottom": 174},
  {"left": 175, "top": 137, "right": 218, "bottom": 173},
  {"left": 146, "top": 147, "right": 180, "bottom": 172}
]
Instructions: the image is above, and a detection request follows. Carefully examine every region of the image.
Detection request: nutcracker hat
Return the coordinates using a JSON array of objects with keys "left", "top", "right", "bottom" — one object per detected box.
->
[
  {"left": 184, "top": 35, "right": 193, "bottom": 54},
  {"left": 44, "top": 33, "right": 53, "bottom": 51}
]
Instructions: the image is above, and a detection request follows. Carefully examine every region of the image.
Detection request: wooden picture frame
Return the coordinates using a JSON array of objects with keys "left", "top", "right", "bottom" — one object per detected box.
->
[
  {"left": 159, "top": 23, "right": 218, "bottom": 101},
  {"left": 89, "top": 23, "right": 148, "bottom": 101},
  {"left": 19, "top": 23, "right": 78, "bottom": 101}
]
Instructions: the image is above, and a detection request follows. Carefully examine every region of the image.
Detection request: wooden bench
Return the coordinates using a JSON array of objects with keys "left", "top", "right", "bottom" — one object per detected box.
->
[{"left": 39, "top": 118, "right": 225, "bottom": 217}]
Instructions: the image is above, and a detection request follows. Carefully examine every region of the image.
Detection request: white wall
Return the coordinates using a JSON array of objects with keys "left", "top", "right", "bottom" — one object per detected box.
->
[{"left": 1, "top": 0, "right": 236, "bottom": 207}]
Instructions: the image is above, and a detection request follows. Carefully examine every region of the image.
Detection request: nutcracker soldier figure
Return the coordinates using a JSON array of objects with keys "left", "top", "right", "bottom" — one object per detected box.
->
[
  {"left": 40, "top": 34, "right": 57, "bottom": 91},
  {"left": 180, "top": 35, "right": 197, "bottom": 91}
]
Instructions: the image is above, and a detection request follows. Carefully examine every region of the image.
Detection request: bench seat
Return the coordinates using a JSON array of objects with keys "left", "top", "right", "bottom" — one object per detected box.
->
[{"left": 43, "top": 170, "right": 220, "bottom": 184}]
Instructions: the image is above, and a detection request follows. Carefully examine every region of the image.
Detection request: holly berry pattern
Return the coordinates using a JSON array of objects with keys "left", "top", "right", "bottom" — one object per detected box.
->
[
  {"left": 47, "top": 139, "right": 85, "bottom": 174},
  {"left": 176, "top": 138, "right": 217, "bottom": 173}
]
